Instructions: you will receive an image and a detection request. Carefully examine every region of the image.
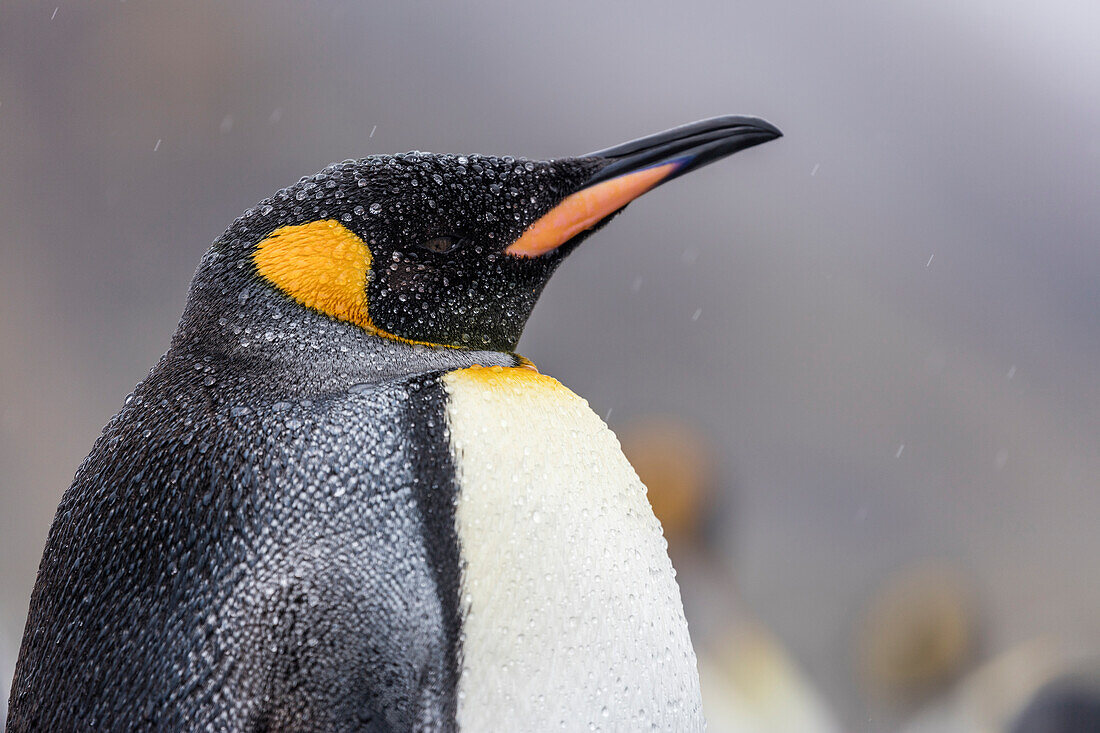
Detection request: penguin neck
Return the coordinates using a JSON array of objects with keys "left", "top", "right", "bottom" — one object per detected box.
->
[{"left": 172, "top": 266, "right": 519, "bottom": 395}]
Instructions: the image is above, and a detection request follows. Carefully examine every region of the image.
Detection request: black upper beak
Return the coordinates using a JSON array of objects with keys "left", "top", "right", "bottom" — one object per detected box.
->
[
  {"left": 583, "top": 115, "right": 782, "bottom": 187},
  {"left": 505, "top": 115, "right": 781, "bottom": 258}
]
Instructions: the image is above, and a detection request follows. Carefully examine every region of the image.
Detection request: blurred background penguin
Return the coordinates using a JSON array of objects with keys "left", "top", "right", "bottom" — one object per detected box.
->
[{"left": 620, "top": 416, "right": 839, "bottom": 733}]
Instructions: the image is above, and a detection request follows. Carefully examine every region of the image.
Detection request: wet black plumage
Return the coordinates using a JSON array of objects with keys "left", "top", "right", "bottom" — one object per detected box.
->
[
  {"left": 7, "top": 153, "right": 589, "bottom": 730},
  {"left": 7, "top": 118, "right": 780, "bottom": 731}
]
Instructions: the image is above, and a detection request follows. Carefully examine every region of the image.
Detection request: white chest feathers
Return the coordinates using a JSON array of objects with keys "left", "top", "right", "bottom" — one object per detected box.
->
[{"left": 442, "top": 366, "right": 703, "bottom": 732}]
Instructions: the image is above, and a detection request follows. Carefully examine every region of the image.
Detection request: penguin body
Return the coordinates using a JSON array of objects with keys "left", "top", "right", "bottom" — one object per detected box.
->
[
  {"left": 9, "top": 355, "right": 696, "bottom": 730},
  {"left": 8, "top": 118, "right": 780, "bottom": 730}
]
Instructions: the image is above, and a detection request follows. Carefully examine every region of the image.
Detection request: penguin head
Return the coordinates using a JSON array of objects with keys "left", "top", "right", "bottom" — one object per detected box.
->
[{"left": 203, "top": 117, "right": 780, "bottom": 354}]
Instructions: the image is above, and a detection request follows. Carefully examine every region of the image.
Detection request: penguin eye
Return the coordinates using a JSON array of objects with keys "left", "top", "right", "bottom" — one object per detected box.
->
[{"left": 419, "top": 235, "right": 462, "bottom": 254}]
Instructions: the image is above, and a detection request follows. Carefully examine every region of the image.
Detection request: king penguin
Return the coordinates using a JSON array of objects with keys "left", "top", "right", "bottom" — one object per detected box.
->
[{"left": 7, "top": 116, "right": 781, "bottom": 732}]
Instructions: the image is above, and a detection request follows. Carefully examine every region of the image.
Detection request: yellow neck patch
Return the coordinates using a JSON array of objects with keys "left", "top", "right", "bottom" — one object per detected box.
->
[
  {"left": 253, "top": 220, "right": 375, "bottom": 331},
  {"left": 449, "top": 364, "right": 564, "bottom": 393}
]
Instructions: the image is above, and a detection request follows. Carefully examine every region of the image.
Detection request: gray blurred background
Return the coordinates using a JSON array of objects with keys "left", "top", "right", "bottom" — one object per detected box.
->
[{"left": 2, "top": 1, "right": 1098, "bottom": 730}]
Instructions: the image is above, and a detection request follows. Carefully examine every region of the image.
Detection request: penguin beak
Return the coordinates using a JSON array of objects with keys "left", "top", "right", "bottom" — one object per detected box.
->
[{"left": 505, "top": 116, "right": 782, "bottom": 258}]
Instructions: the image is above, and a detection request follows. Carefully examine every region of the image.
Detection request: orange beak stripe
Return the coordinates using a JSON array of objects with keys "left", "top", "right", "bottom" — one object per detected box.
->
[{"left": 505, "top": 161, "right": 683, "bottom": 258}]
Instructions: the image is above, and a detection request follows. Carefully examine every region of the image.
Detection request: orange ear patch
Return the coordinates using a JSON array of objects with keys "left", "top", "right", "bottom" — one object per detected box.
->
[{"left": 253, "top": 220, "right": 373, "bottom": 330}]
